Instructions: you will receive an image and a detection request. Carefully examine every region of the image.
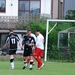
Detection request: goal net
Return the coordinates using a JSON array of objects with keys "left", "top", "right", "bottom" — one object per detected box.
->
[{"left": 44, "top": 19, "right": 75, "bottom": 61}]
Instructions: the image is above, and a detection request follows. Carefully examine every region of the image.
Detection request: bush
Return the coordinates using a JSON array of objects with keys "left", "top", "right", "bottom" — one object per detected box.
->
[
  {"left": 47, "top": 45, "right": 61, "bottom": 60},
  {"left": 68, "top": 38, "right": 75, "bottom": 62}
]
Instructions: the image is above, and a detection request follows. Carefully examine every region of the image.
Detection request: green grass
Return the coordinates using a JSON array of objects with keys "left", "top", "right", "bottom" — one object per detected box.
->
[{"left": 0, "top": 61, "right": 75, "bottom": 75}]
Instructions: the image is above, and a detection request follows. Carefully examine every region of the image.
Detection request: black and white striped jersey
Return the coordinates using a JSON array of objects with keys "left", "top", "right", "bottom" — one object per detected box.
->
[
  {"left": 5, "top": 33, "right": 20, "bottom": 50},
  {"left": 22, "top": 35, "right": 36, "bottom": 49}
]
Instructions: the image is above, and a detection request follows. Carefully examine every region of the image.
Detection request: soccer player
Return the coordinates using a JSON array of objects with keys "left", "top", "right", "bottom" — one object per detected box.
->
[
  {"left": 5, "top": 28, "right": 22, "bottom": 70},
  {"left": 34, "top": 30, "right": 44, "bottom": 69},
  {"left": 22, "top": 29, "right": 36, "bottom": 70},
  {"left": 26, "top": 31, "right": 36, "bottom": 65}
]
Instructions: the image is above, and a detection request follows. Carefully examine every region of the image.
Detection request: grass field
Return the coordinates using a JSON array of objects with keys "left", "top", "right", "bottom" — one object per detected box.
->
[{"left": 0, "top": 60, "right": 75, "bottom": 75}]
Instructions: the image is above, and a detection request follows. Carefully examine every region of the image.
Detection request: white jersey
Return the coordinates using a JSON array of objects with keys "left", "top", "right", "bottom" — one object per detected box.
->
[
  {"left": 31, "top": 33, "right": 36, "bottom": 50},
  {"left": 31, "top": 33, "right": 36, "bottom": 41},
  {"left": 36, "top": 34, "right": 44, "bottom": 50}
]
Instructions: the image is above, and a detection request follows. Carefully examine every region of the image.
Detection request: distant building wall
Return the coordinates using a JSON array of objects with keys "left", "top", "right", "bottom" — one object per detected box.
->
[
  {"left": 51, "top": 0, "right": 64, "bottom": 19},
  {"left": 41, "top": 0, "right": 51, "bottom": 17},
  {"left": 0, "top": 0, "right": 18, "bottom": 16},
  {"left": 0, "top": 0, "right": 51, "bottom": 17},
  {"left": 58, "top": 0, "right": 64, "bottom": 19},
  {"left": 51, "top": 0, "right": 59, "bottom": 19}
]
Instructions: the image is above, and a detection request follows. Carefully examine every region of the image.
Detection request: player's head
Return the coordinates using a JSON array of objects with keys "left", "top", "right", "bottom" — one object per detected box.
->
[
  {"left": 27, "top": 29, "right": 31, "bottom": 36},
  {"left": 9, "top": 28, "right": 13, "bottom": 32},
  {"left": 35, "top": 29, "right": 40, "bottom": 36}
]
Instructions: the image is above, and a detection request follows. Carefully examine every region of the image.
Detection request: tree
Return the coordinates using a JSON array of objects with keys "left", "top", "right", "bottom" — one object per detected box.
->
[{"left": 65, "top": 10, "right": 75, "bottom": 20}]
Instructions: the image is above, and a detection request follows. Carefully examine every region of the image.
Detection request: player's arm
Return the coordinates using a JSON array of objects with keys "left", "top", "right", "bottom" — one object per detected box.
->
[
  {"left": 28, "top": 37, "right": 36, "bottom": 46},
  {"left": 16, "top": 35, "right": 23, "bottom": 49},
  {"left": 21, "top": 37, "right": 25, "bottom": 50},
  {"left": 28, "top": 43, "right": 34, "bottom": 46},
  {"left": 5, "top": 36, "right": 9, "bottom": 49},
  {"left": 18, "top": 40, "right": 23, "bottom": 49},
  {"left": 5, "top": 43, "right": 8, "bottom": 49},
  {"left": 33, "top": 38, "right": 36, "bottom": 48}
]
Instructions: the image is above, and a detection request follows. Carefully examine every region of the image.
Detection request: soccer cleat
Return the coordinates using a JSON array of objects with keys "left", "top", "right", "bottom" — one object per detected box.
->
[
  {"left": 10, "top": 66, "right": 14, "bottom": 70},
  {"left": 36, "top": 68, "right": 40, "bottom": 70},
  {"left": 32, "top": 62, "right": 35, "bottom": 66},
  {"left": 38, "top": 63, "right": 44, "bottom": 69},
  {"left": 22, "top": 66, "right": 26, "bottom": 69},
  {"left": 29, "top": 68, "right": 32, "bottom": 70}
]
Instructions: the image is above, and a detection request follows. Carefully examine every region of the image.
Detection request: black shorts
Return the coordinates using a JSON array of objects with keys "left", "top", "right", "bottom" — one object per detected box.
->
[
  {"left": 9, "top": 49, "right": 17, "bottom": 55},
  {"left": 23, "top": 48, "right": 32, "bottom": 57}
]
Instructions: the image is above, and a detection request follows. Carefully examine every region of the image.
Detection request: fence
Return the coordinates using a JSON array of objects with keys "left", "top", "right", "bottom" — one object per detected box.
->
[{"left": 0, "top": 14, "right": 51, "bottom": 29}]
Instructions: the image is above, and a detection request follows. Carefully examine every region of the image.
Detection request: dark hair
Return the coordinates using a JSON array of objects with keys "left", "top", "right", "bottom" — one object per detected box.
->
[
  {"left": 36, "top": 29, "right": 40, "bottom": 32},
  {"left": 9, "top": 28, "right": 13, "bottom": 32},
  {"left": 27, "top": 29, "right": 31, "bottom": 32}
]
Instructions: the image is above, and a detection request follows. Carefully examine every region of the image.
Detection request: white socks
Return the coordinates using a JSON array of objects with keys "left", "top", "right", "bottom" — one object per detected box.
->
[{"left": 10, "top": 62, "right": 14, "bottom": 69}]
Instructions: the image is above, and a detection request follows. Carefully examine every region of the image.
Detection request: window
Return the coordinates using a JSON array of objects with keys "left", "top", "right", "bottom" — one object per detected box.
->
[
  {"left": 0, "top": 0, "right": 6, "bottom": 12},
  {"left": 30, "top": 1, "right": 40, "bottom": 13},
  {"left": 19, "top": 0, "right": 29, "bottom": 16},
  {"left": 19, "top": 1, "right": 29, "bottom": 10},
  {"left": 19, "top": 0, "right": 40, "bottom": 16}
]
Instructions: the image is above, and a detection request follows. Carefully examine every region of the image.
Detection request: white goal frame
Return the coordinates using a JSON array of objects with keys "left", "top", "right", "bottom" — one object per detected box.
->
[{"left": 44, "top": 19, "right": 75, "bottom": 61}]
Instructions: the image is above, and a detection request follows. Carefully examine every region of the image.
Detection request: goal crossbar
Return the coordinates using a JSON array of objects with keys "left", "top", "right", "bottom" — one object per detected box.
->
[{"left": 44, "top": 19, "right": 75, "bottom": 61}]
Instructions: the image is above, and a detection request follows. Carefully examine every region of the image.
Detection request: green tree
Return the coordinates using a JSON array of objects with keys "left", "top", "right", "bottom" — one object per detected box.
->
[
  {"left": 65, "top": 10, "right": 75, "bottom": 26},
  {"left": 65, "top": 10, "right": 75, "bottom": 20}
]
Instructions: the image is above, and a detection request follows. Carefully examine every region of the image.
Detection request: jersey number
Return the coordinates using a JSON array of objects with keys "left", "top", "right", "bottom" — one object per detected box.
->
[{"left": 11, "top": 38, "right": 15, "bottom": 44}]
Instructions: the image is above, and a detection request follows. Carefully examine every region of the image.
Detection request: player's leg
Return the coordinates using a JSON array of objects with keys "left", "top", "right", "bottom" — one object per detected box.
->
[
  {"left": 29, "top": 56, "right": 33, "bottom": 70},
  {"left": 32, "top": 49, "right": 35, "bottom": 65},
  {"left": 37, "top": 50, "right": 44, "bottom": 69},
  {"left": 38, "top": 56, "right": 44, "bottom": 69},
  {"left": 27, "top": 51, "right": 35, "bottom": 65},
  {"left": 22, "top": 50, "right": 28, "bottom": 69},
  {"left": 27, "top": 56, "right": 30, "bottom": 64},
  {"left": 32, "top": 56, "right": 35, "bottom": 65},
  {"left": 34, "top": 48, "right": 41, "bottom": 68},
  {"left": 34, "top": 48, "right": 44, "bottom": 69},
  {"left": 29, "top": 49, "right": 33, "bottom": 70},
  {"left": 10, "top": 55, "right": 14, "bottom": 70},
  {"left": 27, "top": 49, "right": 35, "bottom": 65},
  {"left": 9, "top": 50, "right": 16, "bottom": 70},
  {"left": 35, "top": 56, "right": 42, "bottom": 68},
  {"left": 22, "top": 56, "right": 28, "bottom": 69}
]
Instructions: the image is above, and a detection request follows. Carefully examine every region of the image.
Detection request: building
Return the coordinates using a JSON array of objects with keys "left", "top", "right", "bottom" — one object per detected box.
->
[
  {"left": 0, "top": 0, "right": 75, "bottom": 19},
  {"left": 0, "top": 0, "right": 51, "bottom": 17},
  {"left": 0, "top": 0, "right": 52, "bottom": 29},
  {"left": 51, "top": 0, "right": 64, "bottom": 19},
  {"left": 0, "top": 0, "right": 75, "bottom": 32},
  {"left": 51, "top": 0, "right": 75, "bottom": 19}
]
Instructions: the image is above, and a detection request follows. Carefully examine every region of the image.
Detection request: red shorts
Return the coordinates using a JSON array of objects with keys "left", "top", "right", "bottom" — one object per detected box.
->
[{"left": 34, "top": 48, "right": 44, "bottom": 57}]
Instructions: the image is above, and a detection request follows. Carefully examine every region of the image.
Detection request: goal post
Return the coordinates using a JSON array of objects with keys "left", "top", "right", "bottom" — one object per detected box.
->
[{"left": 44, "top": 19, "right": 75, "bottom": 61}]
